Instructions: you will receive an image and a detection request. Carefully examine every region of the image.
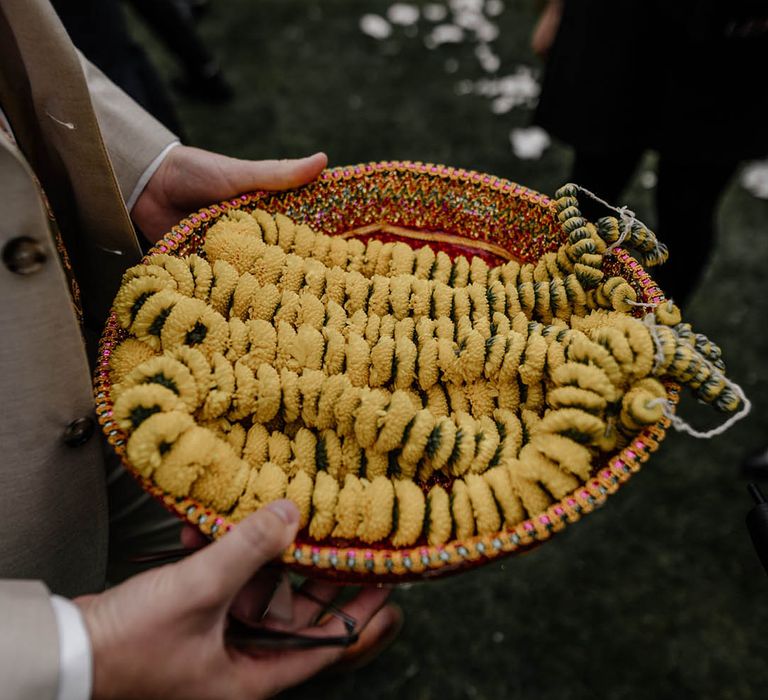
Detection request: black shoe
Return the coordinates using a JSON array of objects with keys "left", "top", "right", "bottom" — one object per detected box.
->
[{"left": 742, "top": 446, "right": 768, "bottom": 479}]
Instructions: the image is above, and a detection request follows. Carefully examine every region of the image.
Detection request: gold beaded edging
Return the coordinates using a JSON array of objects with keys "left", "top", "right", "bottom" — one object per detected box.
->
[{"left": 93, "top": 161, "right": 678, "bottom": 582}]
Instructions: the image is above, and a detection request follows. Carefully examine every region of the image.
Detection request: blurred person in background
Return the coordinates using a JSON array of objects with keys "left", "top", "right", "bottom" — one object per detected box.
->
[
  {"left": 50, "top": 0, "right": 186, "bottom": 135},
  {"left": 127, "top": 0, "right": 233, "bottom": 102},
  {"left": 533, "top": 0, "right": 768, "bottom": 480},
  {"left": 51, "top": 0, "right": 232, "bottom": 141},
  {"left": 532, "top": 0, "right": 768, "bottom": 307}
]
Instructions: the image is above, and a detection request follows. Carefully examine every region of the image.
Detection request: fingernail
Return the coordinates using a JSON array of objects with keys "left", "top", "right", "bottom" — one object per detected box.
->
[{"left": 265, "top": 499, "right": 299, "bottom": 526}]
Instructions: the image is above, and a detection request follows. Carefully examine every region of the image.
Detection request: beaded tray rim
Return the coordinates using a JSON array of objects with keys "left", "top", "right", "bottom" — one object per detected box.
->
[{"left": 94, "top": 160, "right": 677, "bottom": 583}]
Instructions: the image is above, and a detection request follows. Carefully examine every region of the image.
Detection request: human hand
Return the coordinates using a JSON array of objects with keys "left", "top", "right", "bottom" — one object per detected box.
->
[
  {"left": 131, "top": 146, "right": 328, "bottom": 242},
  {"left": 531, "top": 0, "right": 563, "bottom": 58},
  {"left": 76, "top": 500, "right": 396, "bottom": 700}
]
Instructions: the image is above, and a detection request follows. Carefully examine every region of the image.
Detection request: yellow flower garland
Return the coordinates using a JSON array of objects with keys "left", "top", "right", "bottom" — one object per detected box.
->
[{"left": 107, "top": 188, "right": 744, "bottom": 548}]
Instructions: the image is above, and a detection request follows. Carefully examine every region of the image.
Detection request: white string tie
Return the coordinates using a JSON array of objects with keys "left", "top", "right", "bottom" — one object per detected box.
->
[
  {"left": 643, "top": 313, "right": 667, "bottom": 373},
  {"left": 647, "top": 382, "right": 751, "bottom": 439},
  {"left": 571, "top": 184, "right": 665, "bottom": 262},
  {"left": 626, "top": 299, "right": 659, "bottom": 310},
  {"left": 604, "top": 204, "right": 636, "bottom": 255},
  {"left": 571, "top": 185, "right": 636, "bottom": 256}
]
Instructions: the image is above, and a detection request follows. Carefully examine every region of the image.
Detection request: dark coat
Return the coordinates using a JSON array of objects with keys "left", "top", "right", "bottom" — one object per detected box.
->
[{"left": 535, "top": 0, "right": 768, "bottom": 161}]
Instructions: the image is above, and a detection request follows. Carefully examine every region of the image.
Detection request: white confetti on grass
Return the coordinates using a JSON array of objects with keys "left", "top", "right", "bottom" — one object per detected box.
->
[
  {"left": 639, "top": 170, "right": 658, "bottom": 189},
  {"left": 510, "top": 126, "right": 551, "bottom": 160},
  {"left": 360, "top": 14, "right": 392, "bottom": 39},
  {"left": 423, "top": 3, "right": 448, "bottom": 22},
  {"left": 740, "top": 160, "right": 768, "bottom": 199},
  {"left": 360, "top": 1, "right": 541, "bottom": 124},
  {"left": 454, "top": 79, "right": 474, "bottom": 95},
  {"left": 475, "top": 20, "right": 499, "bottom": 42},
  {"left": 387, "top": 3, "right": 420, "bottom": 26},
  {"left": 465, "top": 66, "right": 540, "bottom": 112},
  {"left": 450, "top": 0, "right": 484, "bottom": 13},
  {"left": 423, "top": 0, "right": 499, "bottom": 47},
  {"left": 475, "top": 43, "right": 500, "bottom": 72},
  {"left": 452, "top": 8, "right": 485, "bottom": 29},
  {"left": 448, "top": 0, "right": 500, "bottom": 46},
  {"left": 485, "top": 0, "right": 505, "bottom": 17},
  {"left": 490, "top": 96, "right": 514, "bottom": 114},
  {"left": 425, "top": 23, "right": 465, "bottom": 48}
]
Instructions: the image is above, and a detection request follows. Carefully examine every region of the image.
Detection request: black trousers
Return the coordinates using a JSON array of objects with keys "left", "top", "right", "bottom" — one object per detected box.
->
[{"left": 570, "top": 150, "right": 739, "bottom": 307}]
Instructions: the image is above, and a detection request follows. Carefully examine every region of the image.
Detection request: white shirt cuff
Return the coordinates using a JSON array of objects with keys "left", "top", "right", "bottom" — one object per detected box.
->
[
  {"left": 125, "top": 140, "right": 181, "bottom": 211},
  {"left": 50, "top": 595, "right": 92, "bottom": 700}
]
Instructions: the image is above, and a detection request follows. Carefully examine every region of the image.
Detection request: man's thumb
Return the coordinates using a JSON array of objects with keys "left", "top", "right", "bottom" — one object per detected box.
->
[
  {"left": 227, "top": 152, "right": 328, "bottom": 192},
  {"left": 181, "top": 500, "right": 299, "bottom": 602}
]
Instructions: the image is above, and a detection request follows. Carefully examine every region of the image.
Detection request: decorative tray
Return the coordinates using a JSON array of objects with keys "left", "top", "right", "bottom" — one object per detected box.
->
[{"left": 95, "top": 161, "right": 743, "bottom": 583}]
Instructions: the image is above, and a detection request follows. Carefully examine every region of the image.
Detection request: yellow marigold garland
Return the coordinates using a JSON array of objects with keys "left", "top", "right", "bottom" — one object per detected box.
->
[{"left": 108, "top": 192, "right": 746, "bottom": 549}]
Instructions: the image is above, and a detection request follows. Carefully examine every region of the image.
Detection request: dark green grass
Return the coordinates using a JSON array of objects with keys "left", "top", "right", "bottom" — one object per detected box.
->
[{"left": 135, "top": 2, "right": 768, "bottom": 697}]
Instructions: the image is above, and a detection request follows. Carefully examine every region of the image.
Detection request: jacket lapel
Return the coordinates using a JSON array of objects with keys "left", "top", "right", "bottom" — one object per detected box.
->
[{"left": 0, "top": 0, "right": 141, "bottom": 328}]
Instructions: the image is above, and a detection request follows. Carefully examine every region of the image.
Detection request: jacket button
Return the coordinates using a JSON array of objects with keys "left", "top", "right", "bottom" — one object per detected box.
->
[
  {"left": 63, "top": 417, "right": 95, "bottom": 447},
  {"left": 2, "top": 236, "right": 47, "bottom": 274}
]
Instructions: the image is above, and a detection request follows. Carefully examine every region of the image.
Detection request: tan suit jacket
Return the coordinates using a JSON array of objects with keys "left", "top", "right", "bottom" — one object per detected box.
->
[{"left": 0, "top": 0, "right": 177, "bottom": 696}]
